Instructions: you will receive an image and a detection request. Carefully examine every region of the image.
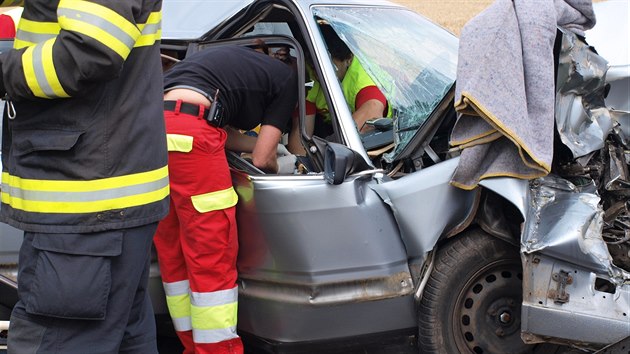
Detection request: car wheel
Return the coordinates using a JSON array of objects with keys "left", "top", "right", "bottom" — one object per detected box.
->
[{"left": 417, "top": 228, "right": 533, "bottom": 354}]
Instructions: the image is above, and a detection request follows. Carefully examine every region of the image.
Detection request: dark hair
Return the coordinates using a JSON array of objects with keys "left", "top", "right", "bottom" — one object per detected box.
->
[
  {"left": 320, "top": 25, "right": 352, "bottom": 61},
  {"left": 251, "top": 38, "right": 269, "bottom": 55}
]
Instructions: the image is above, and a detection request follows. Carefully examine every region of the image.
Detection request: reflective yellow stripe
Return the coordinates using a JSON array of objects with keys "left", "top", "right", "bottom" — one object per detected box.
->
[
  {"left": 59, "top": 17, "right": 135, "bottom": 59},
  {"left": 58, "top": 0, "right": 141, "bottom": 59},
  {"left": 60, "top": 0, "right": 139, "bottom": 38},
  {"left": 40, "top": 39, "right": 68, "bottom": 97},
  {"left": 163, "top": 280, "right": 192, "bottom": 331},
  {"left": 1, "top": 186, "right": 169, "bottom": 213},
  {"left": 144, "top": 11, "right": 162, "bottom": 29},
  {"left": 134, "top": 30, "right": 161, "bottom": 47},
  {"left": 21, "top": 46, "right": 44, "bottom": 97},
  {"left": 3, "top": 166, "right": 168, "bottom": 192},
  {"left": 17, "top": 18, "right": 60, "bottom": 34},
  {"left": 167, "top": 134, "right": 193, "bottom": 152},
  {"left": 15, "top": 5, "right": 159, "bottom": 97},
  {"left": 166, "top": 293, "right": 191, "bottom": 319},
  {"left": 191, "top": 302, "right": 238, "bottom": 331},
  {"left": 14, "top": 19, "right": 59, "bottom": 49},
  {"left": 1, "top": 166, "right": 169, "bottom": 213},
  {"left": 59, "top": 17, "right": 132, "bottom": 58},
  {"left": 15, "top": 13, "right": 159, "bottom": 49},
  {"left": 135, "top": 11, "right": 161, "bottom": 48},
  {"left": 13, "top": 39, "right": 33, "bottom": 50},
  {"left": 21, "top": 39, "right": 70, "bottom": 99},
  {"left": 190, "top": 187, "right": 238, "bottom": 213},
  {"left": 0, "top": 0, "right": 23, "bottom": 5}
]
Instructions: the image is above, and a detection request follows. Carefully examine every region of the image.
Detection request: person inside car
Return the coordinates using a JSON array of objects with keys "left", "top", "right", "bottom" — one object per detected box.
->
[{"left": 288, "top": 24, "right": 390, "bottom": 154}]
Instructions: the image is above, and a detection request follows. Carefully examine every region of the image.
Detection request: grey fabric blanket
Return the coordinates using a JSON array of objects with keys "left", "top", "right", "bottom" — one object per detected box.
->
[{"left": 449, "top": 0, "right": 595, "bottom": 190}]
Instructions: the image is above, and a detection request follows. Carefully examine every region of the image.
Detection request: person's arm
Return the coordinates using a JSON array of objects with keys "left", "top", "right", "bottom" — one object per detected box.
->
[
  {"left": 353, "top": 86, "right": 387, "bottom": 133},
  {"left": 1, "top": 0, "right": 156, "bottom": 100},
  {"left": 353, "top": 99, "right": 386, "bottom": 133},
  {"left": 225, "top": 126, "right": 258, "bottom": 153},
  {"left": 251, "top": 124, "right": 283, "bottom": 173}
]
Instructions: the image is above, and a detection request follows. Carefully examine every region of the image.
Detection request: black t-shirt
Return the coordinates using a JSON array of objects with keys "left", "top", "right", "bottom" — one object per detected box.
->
[{"left": 163, "top": 46, "right": 298, "bottom": 131}]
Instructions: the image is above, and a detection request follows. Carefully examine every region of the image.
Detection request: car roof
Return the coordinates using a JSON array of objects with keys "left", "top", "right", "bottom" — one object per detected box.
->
[
  {"left": 162, "top": 0, "right": 255, "bottom": 40},
  {"left": 161, "top": 0, "right": 403, "bottom": 40}
]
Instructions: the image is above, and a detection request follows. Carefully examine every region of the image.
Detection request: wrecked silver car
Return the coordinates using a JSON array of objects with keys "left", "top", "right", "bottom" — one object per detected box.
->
[{"left": 2, "top": 0, "right": 629, "bottom": 353}]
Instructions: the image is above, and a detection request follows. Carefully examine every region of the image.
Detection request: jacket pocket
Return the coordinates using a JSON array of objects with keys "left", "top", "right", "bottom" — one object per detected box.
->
[
  {"left": 25, "top": 231, "right": 123, "bottom": 320},
  {"left": 11, "top": 129, "right": 83, "bottom": 156}
]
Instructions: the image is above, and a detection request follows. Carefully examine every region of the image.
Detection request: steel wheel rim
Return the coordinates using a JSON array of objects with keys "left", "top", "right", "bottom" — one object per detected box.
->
[{"left": 451, "top": 259, "right": 529, "bottom": 354}]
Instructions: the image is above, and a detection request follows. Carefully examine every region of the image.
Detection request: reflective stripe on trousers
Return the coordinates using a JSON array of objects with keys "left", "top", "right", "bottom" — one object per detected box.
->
[
  {"left": 163, "top": 280, "right": 239, "bottom": 342},
  {"left": 154, "top": 109, "right": 243, "bottom": 354}
]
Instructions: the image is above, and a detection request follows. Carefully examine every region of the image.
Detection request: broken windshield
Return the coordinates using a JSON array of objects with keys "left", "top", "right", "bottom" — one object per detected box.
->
[{"left": 312, "top": 6, "right": 458, "bottom": 161}]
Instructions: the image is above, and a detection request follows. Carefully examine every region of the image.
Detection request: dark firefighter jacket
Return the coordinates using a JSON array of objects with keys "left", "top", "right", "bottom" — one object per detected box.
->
[{"left": 0, "top": 0, "right": 169, "bottom": 233}]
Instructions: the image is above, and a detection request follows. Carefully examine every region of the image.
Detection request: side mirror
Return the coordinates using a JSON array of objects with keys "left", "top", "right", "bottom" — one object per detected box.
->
[{"left": 324, "top": 142, "right": 371, "bottom": 185}]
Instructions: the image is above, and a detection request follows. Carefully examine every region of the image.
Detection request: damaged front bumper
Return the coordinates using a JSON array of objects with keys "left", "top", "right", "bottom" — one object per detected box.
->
[{"left": 517, "top": 27, "right": 630, "bottom": 349}]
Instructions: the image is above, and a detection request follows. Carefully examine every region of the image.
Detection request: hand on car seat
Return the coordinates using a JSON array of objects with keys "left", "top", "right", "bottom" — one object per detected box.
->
[{"left": 277, "top": 154, "right": 297, "bottom": 174}]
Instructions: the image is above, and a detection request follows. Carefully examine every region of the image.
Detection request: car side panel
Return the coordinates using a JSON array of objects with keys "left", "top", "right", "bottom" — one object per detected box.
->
[
  {"left": 370, "top": 158, "right": 478, "bottom": 259},
  {"left": 232, "top": 171, "right": 415, "bottom": 342}
]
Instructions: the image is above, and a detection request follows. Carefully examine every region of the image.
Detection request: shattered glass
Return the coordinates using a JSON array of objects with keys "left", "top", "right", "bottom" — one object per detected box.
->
[{"left": 312, "top": 6, "right": 458, "bottom": 162}]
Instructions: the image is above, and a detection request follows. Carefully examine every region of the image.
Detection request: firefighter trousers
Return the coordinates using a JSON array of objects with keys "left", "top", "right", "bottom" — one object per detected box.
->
[
  {"left": 154, "top": 108, "right": 242, "bottom": 354},
  {"left": 8, "top": 223, "right": 159, "bottom": 354}
]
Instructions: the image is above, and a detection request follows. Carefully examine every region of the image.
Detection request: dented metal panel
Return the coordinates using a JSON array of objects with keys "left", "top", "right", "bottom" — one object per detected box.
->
[
  {"left": 521, "top": 254, "right": 630, "bottom": 347},
  {"left": 370, "top": 158, "right": 477, "bottom": 259},
  {"left": 518, "top": 21, "right": 630, "bottom": 349},
  {"left": 522, "top": 176, "right": 617, "bottom": 274},
  {"left": 555, "top": 29, "right": 613, "bottom": 159},
  {"left": 520, "top": 176, "right": 630, "bottom": 347}
]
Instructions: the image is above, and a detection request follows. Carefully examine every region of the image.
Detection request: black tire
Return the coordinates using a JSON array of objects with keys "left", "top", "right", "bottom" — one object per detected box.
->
[{"left": 418, "top": 228, "right": 532, "bottom": 354}]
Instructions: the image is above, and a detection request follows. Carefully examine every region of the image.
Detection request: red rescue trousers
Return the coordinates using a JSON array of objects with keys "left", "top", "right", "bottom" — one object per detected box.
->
[{"left": 154, "top": 103, "right": 243, "bottom": 354}]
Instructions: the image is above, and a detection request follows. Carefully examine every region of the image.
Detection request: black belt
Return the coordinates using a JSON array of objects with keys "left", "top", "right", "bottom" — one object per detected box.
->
[{"left": 164, "top": 100, "right": 209, "bottom": 119}]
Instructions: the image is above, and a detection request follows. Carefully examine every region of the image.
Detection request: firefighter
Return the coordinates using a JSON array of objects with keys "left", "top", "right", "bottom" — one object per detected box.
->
[
  {"left": 155, "top": 44, "right": 298, "bottom": 354},
  {"left": 0, "top": 1, "right": 168, "bottom": 353}
]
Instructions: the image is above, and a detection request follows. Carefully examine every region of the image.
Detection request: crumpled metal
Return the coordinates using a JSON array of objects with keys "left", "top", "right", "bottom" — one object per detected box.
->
[
  {"left": 521, "top": 175, "right": 629, "bottom": 281},
  {"left": 555, "top": 29, "right": 614, "bottom": 159}
]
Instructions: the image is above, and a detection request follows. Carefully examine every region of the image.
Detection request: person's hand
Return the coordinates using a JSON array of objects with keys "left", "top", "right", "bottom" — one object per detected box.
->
[
  {"left": 276, "top": 154, "right": 297, "bottom": 174},
  {"left": 277, "top": 144, "right": 290, "bottom": 156}
]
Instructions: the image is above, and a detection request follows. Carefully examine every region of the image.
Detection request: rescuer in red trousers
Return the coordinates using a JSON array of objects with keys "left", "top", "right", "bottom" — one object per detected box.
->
[{"left": 154, "top": 44, "right": 298, "bottom": 354}]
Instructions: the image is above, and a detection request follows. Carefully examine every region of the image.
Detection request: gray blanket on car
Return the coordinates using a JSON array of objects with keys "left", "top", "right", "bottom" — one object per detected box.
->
[{"left": 449, "top": 0, "right": 595, "bottom": 190}]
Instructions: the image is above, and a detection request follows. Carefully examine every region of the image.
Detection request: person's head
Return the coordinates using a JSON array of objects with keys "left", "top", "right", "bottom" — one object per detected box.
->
[
  {"left": 320, "top": 24, "right": 353, "bottom": 80},
  {"left": 251, "top": 38, "right": 269, "bottom": 55},
  {"left": 273, "top": 45, "right": 292, "bottom": 64}
]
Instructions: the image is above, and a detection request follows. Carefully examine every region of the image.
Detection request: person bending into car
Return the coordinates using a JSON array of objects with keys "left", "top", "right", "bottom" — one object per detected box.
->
[
  {"left": 288, "top": 24, "right": 390, "bottom": 154},
  {"left": 155, "top": 44, "right": 298, "bottom": 354}
]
